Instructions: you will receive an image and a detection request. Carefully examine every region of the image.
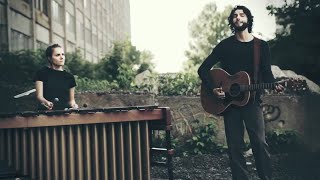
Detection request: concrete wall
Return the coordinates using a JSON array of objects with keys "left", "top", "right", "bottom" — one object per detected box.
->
[
  {"left": 156, "top": 95, "right": 314, "bottom": 146},
  {"left": 5, "top": 92, "right": 320, "bottom": 151}
]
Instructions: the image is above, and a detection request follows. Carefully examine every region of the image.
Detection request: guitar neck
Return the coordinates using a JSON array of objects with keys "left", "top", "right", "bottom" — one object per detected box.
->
[{"left": 241, "top": 83, "right": 276, "bottom": 91}]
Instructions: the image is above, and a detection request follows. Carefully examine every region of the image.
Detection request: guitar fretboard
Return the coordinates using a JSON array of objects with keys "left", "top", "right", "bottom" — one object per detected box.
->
[{"left": 240, "top": 83, "right": 276, "bottom": 91}]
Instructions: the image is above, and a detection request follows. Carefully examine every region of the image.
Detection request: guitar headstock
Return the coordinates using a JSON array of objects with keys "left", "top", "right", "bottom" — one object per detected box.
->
[{"left": 278, "top": 78, "right": 309, "bottom": 93}]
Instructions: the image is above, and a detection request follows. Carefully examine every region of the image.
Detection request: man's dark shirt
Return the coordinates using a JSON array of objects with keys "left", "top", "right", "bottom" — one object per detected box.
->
[
  {"left": 33, "top": 66, "right": 76, "bottom": 110},
  {"left": 198, "top": 35, "right": 275, "bottom": 100}
]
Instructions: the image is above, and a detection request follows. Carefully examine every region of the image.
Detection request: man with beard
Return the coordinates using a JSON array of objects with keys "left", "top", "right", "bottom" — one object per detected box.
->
[{"left": 198, "top": 5, "right": 283, "bottom": 180}]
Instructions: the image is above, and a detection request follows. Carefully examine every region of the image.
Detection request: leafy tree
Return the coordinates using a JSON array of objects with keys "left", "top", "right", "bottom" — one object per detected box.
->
[
  {"left": 65, "top": 50, "right": 97, "bottom": 79},
  {"left": 137, "top": 50, "right": 154, "bottom": 74},
  {"left": 158, "top": 71, "right": 201, "bottom": 96},
  {"left": 0, "top": 49, "right": 46, "bottom": 92},
  {"left": 0, "top": 49, "right": 47, "bottom": 112},
  {"left": 98, "top": 39, "right": 154, "bottom": 89},
  {"left": 267, "top": 0, "right": 320, "bottom": 84},
  {"left": 184, "top": 3, "right": 233, "bottom": 70}
]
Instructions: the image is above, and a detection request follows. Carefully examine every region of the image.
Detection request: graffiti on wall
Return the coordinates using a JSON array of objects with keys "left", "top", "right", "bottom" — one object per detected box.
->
[
  {"left": 261, "top": 103, "right": 281, "bottom": 122},
  {"left": 261, "top": 103, "right": 286, "bottom": 127}
]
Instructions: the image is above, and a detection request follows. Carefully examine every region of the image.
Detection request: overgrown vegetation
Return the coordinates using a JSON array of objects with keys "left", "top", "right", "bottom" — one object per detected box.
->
[
  {"left": 151, "top": 119, "right": 226, "bottom": 157},
  {"left": 183, "top": 120, "right": 226, "bottom": 155},
  {"left": 266, "top": 129, "right": 304, "bottom": 154},
  {"left": 152, "top": 118, "right": 305, "bottom": 157},
  {"left": 267, "top": 0, "right": 320, "bottom": 85},
  {"left": 0, "top": 40, "right": 202, "bottom": 98},
  {"left": 158, "top": 72, "right": 200, "bottom": 96}
]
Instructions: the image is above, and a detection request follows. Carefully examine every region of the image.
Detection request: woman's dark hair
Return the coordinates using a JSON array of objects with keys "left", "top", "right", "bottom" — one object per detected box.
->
[
  {"left": 228, "top": 5, "right": 254, "bottom": 33},
  {"left": 45, "top": 44, "right": 62, "bottom": 59}
]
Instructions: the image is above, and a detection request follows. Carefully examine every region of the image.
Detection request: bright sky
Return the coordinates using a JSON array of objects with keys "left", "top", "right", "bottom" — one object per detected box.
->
[{"left": 130, "top": 0, "right": 278, "bottom": 73}]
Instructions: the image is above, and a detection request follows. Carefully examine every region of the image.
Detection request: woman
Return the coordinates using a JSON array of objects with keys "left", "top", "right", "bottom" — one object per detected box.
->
[{"left": 34, "top": 44, "right": 78, "bottom": 110}]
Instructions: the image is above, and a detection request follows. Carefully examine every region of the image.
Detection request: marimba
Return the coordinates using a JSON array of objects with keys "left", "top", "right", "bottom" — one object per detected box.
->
[{"left": 0, "top": 106, "right": 173, "bottom": 180}]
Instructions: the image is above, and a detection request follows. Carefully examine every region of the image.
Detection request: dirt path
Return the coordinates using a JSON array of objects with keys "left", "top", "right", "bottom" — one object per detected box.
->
[{"left": 151, "top": 152, "right": 320, "bottom": 180}]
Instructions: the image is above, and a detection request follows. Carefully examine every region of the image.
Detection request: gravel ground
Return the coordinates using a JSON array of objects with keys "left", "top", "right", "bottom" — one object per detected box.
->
[{"left": 151, "top": 151, "right": 320, "bottom": 180}]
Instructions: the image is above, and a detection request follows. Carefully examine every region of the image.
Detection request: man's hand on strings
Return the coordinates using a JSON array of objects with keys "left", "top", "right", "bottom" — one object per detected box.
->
[{"left": 213, "top": 87, "right": 225, "bottom": 99}]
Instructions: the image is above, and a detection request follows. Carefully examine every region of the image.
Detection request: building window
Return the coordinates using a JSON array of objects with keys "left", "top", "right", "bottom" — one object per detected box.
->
[
  {"left": 91, "top": 2, "right": 96, "bottom": 22},
  {"left": 85, "top": 18, "right": 91, "bottom": 45},
  {"left": 92, "top": 25, "right": 97, "bottom": 47},
  {"left": 67, "top": 41, "right": 75, "bottom": 52},
  {"left": 76, "top": 0, "right": 83, "bottom": 9},
  {"left": 92, "top": 55, "right": 97, "bottom": 63},
  {"left": 77, "top": 47, "right": 85, "bottom": 57},
  {"left": 35, "top": 0, "right": 48, "bottom": 15},
  {"left": 85, "top": 51, "right": 92, "bottom": 62},
  {"left": 98, "top": 38, "right": 103, "bottom": 56},
  {"left": 36, "top": 40, "right": 48, "bottom": 49},
  {"left": 0, "top": 4, "right": 7, "bottom": 52},
  {"left": 52, "top": 1, "right": 64, "bottom": 24},
  {"left": 0, "top": 4, "right": 6, "bottom": 24},
  {"left": 66, "top": 12, "right": 75, "bottom": 33},
  {"left": 84, "top": 0, "right": 91, "bottom": 16},
  {"left": 97, "top": 4, "right": 102, "bottom": 27},
  {"left": 76, "top": 21, "right": 84, "bottom": 41},
  {"left": 85, "top": 28, "right": 91, "bottom": 45},
  {"left": 11, "top": 30, "right": 31, "bottom": 51},
  {"left": 0, "top": 27, "right": 8, "bottom": 52}
]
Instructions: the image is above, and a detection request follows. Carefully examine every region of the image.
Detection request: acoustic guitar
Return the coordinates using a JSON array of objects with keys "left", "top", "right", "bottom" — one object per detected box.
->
[{"left": 200, "top": 68, "right": 307, "bottom": 115}]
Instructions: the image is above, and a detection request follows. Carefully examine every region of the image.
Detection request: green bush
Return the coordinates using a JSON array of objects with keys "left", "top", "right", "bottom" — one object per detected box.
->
[
  {"left": 65, "top": 50, "right": 97, "bottom": 79},
  {"left": 0, "top": 49, "right": 46, "bottom": 94},
  {"left": 158, "top": 72, "right": 201, "bottom": 96},
  {"left": 183, "top": 120, "right": 226, "bottom": 155},
  {"left": 0, "top": 40, "right": 203, "bottom": 98},
  {"left": 75, "top": 76, "right": 119, "bottom": 92},
  {"left": 266, "top": 129, "right": 304, "bottom": 154}
]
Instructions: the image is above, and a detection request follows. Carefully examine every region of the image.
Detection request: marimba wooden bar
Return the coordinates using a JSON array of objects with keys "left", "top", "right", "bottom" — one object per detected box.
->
[{"left": 0, "top": 106, "right": 173, "bottom": 180}]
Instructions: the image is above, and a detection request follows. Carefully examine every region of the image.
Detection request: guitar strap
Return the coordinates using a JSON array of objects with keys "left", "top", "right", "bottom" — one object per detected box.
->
[{"left": 253, "top": 37, "right": 261, "bottom": 100}]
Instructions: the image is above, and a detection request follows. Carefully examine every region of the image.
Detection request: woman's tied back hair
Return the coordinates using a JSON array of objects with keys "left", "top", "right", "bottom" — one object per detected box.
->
[{"left": 45, "top": 44, "right": 62, "bottom": 60}]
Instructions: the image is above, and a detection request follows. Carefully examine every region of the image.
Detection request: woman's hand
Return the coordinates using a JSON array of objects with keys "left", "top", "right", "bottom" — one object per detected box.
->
[
  {"left": 71, "top": 103, "right": 79, "bottom": 109},
  {"left": 69, "top": 101, "right": 79, "bottom": 109},
  {"left": 41, "top": 101, "right": 54, "bottom": 110}
]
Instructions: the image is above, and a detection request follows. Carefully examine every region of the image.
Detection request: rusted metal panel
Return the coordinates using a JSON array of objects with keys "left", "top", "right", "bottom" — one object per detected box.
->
[
  {"left": 67, "top": 126, "right": 76, "bottom": 180},
  {"left": 36, "top": 128, "right": 43, "bottom": 180},
  {"left": 29, "top": 129, "right": 36, "bottom": 179},
  {"left": 92, "top": 124, "right": 100, "bottom": 180},
  {"left": 123, "top": 122, "right": 134, "bottom": 180},
  {"left": 60, "top": 126, "right": 67, "bottom": 180},
  {"left": 141, "top": 121, "right": 151, "bottom": 180},
  {"left": 108, "top": 123, "right": 117, "bottom": 179},
  {"left": 52, "top": 127, "right": 59, "bottom": 179},
  {"left": 100, "top": 124, "right": 109, "bottom": 179},
  {"left": 75, "top": 125, "right": 84, "bottom": 180},
  {"left": 132, "top": 122, "right": 142, "bottom": 179}
]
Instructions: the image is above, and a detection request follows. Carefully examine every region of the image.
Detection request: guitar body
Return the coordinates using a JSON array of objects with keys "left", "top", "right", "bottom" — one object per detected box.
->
[
  {"left": 200, "top": 68, "right": 307, "bottom": 115},
  {"left": 200, "top": 68, "right": 251, "bottom": 115}
]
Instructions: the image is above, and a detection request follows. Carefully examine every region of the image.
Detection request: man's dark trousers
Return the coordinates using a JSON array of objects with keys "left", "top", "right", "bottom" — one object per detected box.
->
[{"left": 223, "top": 101, "right": 272, "bottom": 180}]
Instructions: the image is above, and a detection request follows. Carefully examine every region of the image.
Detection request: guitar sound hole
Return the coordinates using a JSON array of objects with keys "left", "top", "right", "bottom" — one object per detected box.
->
[{"left": 229, "top": 83, "right": 241, "bottom": 97}]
